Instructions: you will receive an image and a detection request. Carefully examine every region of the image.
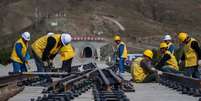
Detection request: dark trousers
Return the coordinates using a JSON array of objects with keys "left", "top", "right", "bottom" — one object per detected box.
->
[
  {"left": 12, "top": 61, "right": 27, "bottom": 73},
  {"left": 32, "top": 50, "right": 45, "bottom": 72},
  {"left": 161, "top": 66, "right": 180, "bottom": 74},
  {"left": 183, "top": 66, "right": 200, "bottom": 78},
  {"left": 32, "top": 50, "right": 51, "bottom": 81},
  {"left": 142, "top": 73, "right": 156, "bottom": 83},
  {"left": 62, "top": 58, "right": 73, "bottom": 73}
]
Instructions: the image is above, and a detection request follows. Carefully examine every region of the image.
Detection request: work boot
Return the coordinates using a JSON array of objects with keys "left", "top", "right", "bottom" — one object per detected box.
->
[{"left": 121, "top": 80, "right": 135, "bottom": 92}]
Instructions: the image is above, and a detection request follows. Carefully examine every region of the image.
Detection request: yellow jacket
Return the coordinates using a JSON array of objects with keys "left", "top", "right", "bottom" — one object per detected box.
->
[
  {"left": 131, "top": 57, "right": 149, "bottom": 82},
  {"left": 32, "top": 34, "right": 62, "bottom": 58},
  {"left": 164, "top": 51, "right": 179, "bottom": 70},
  {"left": 117, "top": 41, "right": 128, "bottom": 59},
  {"left": 60, "top": 43, "right": 75, "bottom": 61},
  {"left": 10, "top": 38, "right": 28, "bottom": 63},
  {"left": 184, "top": 38, "right": 198, "bottom": 67}
]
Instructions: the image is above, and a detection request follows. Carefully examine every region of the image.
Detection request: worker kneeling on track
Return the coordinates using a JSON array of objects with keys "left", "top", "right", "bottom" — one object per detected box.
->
[
  {"left": 131, "top": 49, "right": 162, "bottom": 83},
  {"left": 10, "top": 32, "right": 31, "bottom": 73},
  {"left": 156, "top": 42, "right": 179, "bottom": 73},
  {"left": 178, "top": 32, "right": 201, "bottom": 78},
  {"left": 31, "top": 33, "right": 72, "bottom": 73},
  {"left": 60, "top": 33, "right": 75, "bottom": 73}
]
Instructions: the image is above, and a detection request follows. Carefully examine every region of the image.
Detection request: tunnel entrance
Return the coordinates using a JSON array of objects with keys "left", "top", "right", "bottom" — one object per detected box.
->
[{"left": 83, "top": 47, "right": 93, "bottom": 58}]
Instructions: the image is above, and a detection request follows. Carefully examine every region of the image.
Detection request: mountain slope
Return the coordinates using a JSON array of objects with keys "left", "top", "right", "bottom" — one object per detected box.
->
[{"left": 0, "top": 0, "right": 201, "bottom": 64}]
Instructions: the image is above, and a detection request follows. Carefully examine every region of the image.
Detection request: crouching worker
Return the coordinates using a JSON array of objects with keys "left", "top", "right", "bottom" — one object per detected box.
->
[
  {"left": 178, "top": 32, "right": 201, "bottom": 78},
  {"left": 60, "top": 41, "right": 75, "bottom": 73},
  {"left": 31, "top": 33, "right": 72, "bottom": 72},
  {"left": 131, "top": 49, "right": 162, "bottom": 83},
  {"left": 156, "top": 42, "right": 179, "bottom": 73},
  {"left": 10, "top": 32, "right": 31, "bottom": 73}
]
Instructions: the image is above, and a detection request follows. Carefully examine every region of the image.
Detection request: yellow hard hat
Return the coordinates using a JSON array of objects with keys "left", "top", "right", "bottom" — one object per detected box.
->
[
  {"left": 178, "top": 32, "right": 188, "bottom": 42},
  {"left": 114, "top": 35, "right": 121, "bottom": 41},
  {"left": 143, "top": 49, "right": 153, "bottom": 59},
  {"left": 160, "top": 42, "right": 168, "bottom": 49}
]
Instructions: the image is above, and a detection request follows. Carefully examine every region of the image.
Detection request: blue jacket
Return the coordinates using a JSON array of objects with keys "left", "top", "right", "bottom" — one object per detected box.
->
[
  {"left": 168, "top": 44, "right": 176, "bottom": 54},
  {"left": 15, "top": 43, "right": 30, "bottom": 63},
  {"left": 118, "top": 44, "right": 125, "bottom": 59}
]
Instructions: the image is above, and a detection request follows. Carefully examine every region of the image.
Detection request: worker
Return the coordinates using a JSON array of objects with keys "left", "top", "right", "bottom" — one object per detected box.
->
[
  {"left": 131, "top": 49, "right": 162, "bottom": 83},
  {"left": 10, "top": 32, "right": 31, "bottom": 73},
  {"left": 60, "top": 33, "right": 75, "bottom": 73},
  {"left": 162, "top": 34, "right": 176, "bottom": 54},
  {"left": 178, "top": 32, "right": 201, "bottom": 78},
  {"left": 114, "top": 35, "right": 128, "bottom": 78},
  {"left": 31, "top": 33, "right": 72, "bottom": 73},
  {"left": 156, "top": 42, "right": 179, "bottom": 73}
]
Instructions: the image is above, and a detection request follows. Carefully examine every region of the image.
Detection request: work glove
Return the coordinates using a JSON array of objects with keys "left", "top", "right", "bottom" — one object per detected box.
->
[
  {"left": 43, "top": 61, "right": 48, "bottom": 67},
  {"left": 198, "top": 60, "right": 201, "bottom": 66},
  {"left": 179, "top": 60, "right": 185, "bottom": 68},
  {"left": 157, "top": 70, "right": 163, "bottom": 75},
  {"left": 78, "top": 65, "right": 84, "bottom": 72},
  {"left": 22, "top": 57, "right": 27, "bottom": 64},
  {"left": 151, "top": 67, "right": 156, "bottom": 71},
  {"left": 151, "top": 68, "right": 163, "bottom": 75},
  {"left": 25, "top": 61, "right": 31, "bottom": 70},
  {"left": 49, "top": 60, "right": 55, "bottom": 68},
  {"left": 116, "top": 57, "right": 120, "bottom": 62}
]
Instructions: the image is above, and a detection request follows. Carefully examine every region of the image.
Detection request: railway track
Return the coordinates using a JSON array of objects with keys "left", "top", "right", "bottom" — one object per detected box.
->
[
  {"left": 2, "top": 62, "right": 200, "bottom": 101},
  {"left": 0, "top": 63, "right": 97, "bottom": 101},
  {"left": 92, "top": 68, "right": 132, "bottom": 101},
  {"left": 159, "top": 72, "right": 201, "bottom": 98},
  {"left": 2, "top": 62, "right": 201, "bottom": 101},
  {"left": 30, "top": 63, "right": 134, "bottom": 101},
  {"left": 0, "top": 62, "right": 134, "bottom": 101}
]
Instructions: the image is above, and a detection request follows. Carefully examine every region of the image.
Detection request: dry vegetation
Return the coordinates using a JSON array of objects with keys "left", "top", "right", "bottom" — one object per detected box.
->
[{"left": 0, "top": 0, "right": 201, "bottom": 64}]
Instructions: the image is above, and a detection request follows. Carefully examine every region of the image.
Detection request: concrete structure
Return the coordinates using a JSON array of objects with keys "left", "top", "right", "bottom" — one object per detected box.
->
[{"left": 71, "top": 36, "right": 108, "bottom": 61}]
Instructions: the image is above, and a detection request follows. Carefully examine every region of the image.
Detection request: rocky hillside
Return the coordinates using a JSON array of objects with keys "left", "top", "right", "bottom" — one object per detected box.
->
[{"left": 0, "top": 0, "right": 201, "bottom": 64}]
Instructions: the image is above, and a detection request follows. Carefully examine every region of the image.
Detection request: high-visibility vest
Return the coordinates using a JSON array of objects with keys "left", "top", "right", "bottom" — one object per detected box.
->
[
  {"left": 184, "top": 38, "right": 198, "bottom": 67},
  {"left": 60, "top": 43, "right": 75, "bottom": 61},
  {"left": 32, "top": 34, "right": 62, "bottom": 58},
  {"left": 117, "top": 41, "right": 128, "bottom": 59},
  {"left": 10, "top": 38, "right": 28, "bottom": 63},
  {"left": 131, "top": 57, "right": 149, "bottom": 82},
  {"left": 164, "top": 51, "right": 179, "bottom": 70}
]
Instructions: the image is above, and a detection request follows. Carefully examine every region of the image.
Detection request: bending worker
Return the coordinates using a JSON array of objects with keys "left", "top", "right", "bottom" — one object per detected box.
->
[
  {"left": 178, "top": 32, "right": 201, "bottom": 78},
  {"left": 31, "top": 33, "right": 72, "bottom": 72},
  {"left": 60, "top": 34, "right": 75, "bottom": 73},
  {"left": 114, "top": 35, "right": 128, "bottom": 78},
  {"left": 162, "top": 34, "right": 176, "bottom": 54},
  {"left": 131, "top": 49, "right": 162, "bottom": 83},
  {"left": 156, "top": 42, "right": 179, "bottom": 73},
  {"left": 10, "top": 32, "right": 31, "bottom": 73}
]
